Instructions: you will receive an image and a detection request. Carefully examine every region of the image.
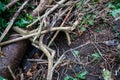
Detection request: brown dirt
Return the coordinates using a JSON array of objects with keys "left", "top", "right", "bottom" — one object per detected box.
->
[{"left": 52, "top": 21, "right": 120, "bottom": 80}]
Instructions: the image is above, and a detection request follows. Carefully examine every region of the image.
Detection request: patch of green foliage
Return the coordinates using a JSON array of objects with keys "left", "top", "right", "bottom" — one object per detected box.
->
[
  {"left": 102, "top": 69, "right": 112, "bottom": 80},
  {"left": 78, "top": 14, "right": 97, "bottom": 30},
  {"left": 0, "top": 1, "right": 5, "bottom": 13},
  {"left": 64, "top": 71, "right": 88, "bottom": 80},
  {"left": 75, "top": 0, "right": 84, "bottom": 9},
  {"left": 0, "top": 1, "right": 6, "bottom": 28},
  {"left": 108, "top": 1, "right": 120, "bottom": 17},
  {"left": 0, "top": 1, "right": 35, "bottom": 29},
  {"left": 0, "top": 0, "right": 35, "bottom": 40},
  {"left": 91, "top": 52, "right": 100, "bottom": 60},
  {"left": 72, "top": 50, "right": 79, "bottom": 57},
  {"left": 76, "top": 71, "right": 88, "bottom": 79},
  {"left": 80, "top": 26, "right": 86, "bottom": 32},
  {"left": 0, "top": 76, "right": 7, "bottom": 80},
  {"left": 64, "top": 76, "right": 77, "bottom": 80},
  {"left": 14, "top": 13, "right": 34, "bottom": 28}
]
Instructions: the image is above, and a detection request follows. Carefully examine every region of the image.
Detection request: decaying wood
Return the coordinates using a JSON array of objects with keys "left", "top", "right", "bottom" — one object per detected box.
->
[{"left": 0, "top": 34, "right": 28, "bottom": 79}]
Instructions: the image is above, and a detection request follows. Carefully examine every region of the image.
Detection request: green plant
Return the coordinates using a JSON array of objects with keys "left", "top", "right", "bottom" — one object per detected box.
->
[
  {"left": 0, "top": 76, "right": 7, "bottom": 80},
  {"left": 14, "top": 13, "right": 35, "bottom": 28},
  {"left": 79, "top": 14, "right": 97, "bottom": 30},
  {"left": 75, "top": 0, "right": 84, "bottom": 9},
  {"left": 102, "top": 69, "right": 113, "bottom": 80},
  {"left": 80, "top": 26, "right": 86, "bottom": 32},
  {"left": 91, "top": 52, "right": 100, "bottom": 60},
  {"left": 0, "top": 1, "right": 5, "bottom": 13},
  {"left": 72, "top": 50, "right": 79, "bottom": 57},
  {"left": 108, "top": 2, "right": 120, "bottom": 17},
  {"left": 64, "top": 71, "right": 88, "bottom": 80},
  {"left": 76, "top": 71, "right": 88, "bottom": 80},
  {"left": 64, "top": 76, "right": 78, "bottom": 80}
]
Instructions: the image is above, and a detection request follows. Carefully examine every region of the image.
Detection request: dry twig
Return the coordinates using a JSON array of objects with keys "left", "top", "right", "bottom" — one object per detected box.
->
[
  {"left": 48, "top": 6, "right": 73, "bottom": 46},
  {"left": 39, "top": 35, "right": 54, "bottom": 80},
  {"left": 0, "top": 27, "right": 73, "bottom": 46},
  {"left": 8, "top": 66, "right": 16, "bottom": 80},
  {"left": 26, "top": 0, "right": 66, "bottom": 28}
]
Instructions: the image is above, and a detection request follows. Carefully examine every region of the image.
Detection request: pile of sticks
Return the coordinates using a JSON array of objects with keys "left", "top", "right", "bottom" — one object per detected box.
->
[
  {"left": 0, "top": 0, "right": 80, "bottom": 80},
  {"left": 0, "top": 0, "right": 111, "bottom": 79}
]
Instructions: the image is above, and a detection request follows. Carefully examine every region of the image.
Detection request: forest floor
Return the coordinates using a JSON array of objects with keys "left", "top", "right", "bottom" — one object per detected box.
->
[{"left": 0, "top": 0, "right": 120, "bottom": 80}]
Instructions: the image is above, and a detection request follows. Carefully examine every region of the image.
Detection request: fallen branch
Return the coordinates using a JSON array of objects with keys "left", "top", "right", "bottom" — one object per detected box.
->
[
  {"left": 0, "top": 27, "right": 74, "bottom": 46},
  {"left": 0, "top": 0, "right": 30, "bottom": 42},
  {"left": 39, "top": 35, "right": 54, "bottom": 80}
]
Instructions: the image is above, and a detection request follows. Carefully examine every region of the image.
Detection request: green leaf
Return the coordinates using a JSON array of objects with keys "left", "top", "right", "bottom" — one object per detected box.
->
[
  {"left": 95, "top": 28, "right": 100, "bottom": 33},
  {"left": 73, "top": 78, "right": 78, "bottom": 80},
  {"left": 76, "top": 1, "right": 83, "bottom": 8},
  {"left": 111, "top": 9, "right": 120, "bottom": 17},
  {"left": 26, "top": 13, "right": 33, "bottom": 20},
  {"left": 64, "top": 76, "right": 73, "bottom": 80},
  {"left": 86, "top": 14, "right": 91, "bottom": 19},
  {"left": 72, "top": 50, "right": 79, "bottom": 56},
  {"left": 88, "top": 20, "right": 94, "bottom": 25},
  {"left": 64, "top": 76, "right": 78, "bottom": 80},
  {"left": 80, "top": 27, "right": 86, "bottom": 31},
  {"left": 102, "top": 69, "right": 112, "bottom": 80},
  {"left": 15, "top": 18, "right": 30, "bottom": 28},
  {"left": 91, "top": 52, "right": 100, "bottom": 60},
  {"left": 108, "top": 3, "right": 116, "bottom": 9},
  {"left": 76, "top": 71, "right": 88, "bottom": 79},
  {"left": 113, "top": 25, "right": 118, "bottom": 33},
  {"left": 0, "top": 76, "right": 7, "bottom": 80},
  {"left": 0, "top": 1, "right": 5, "bottom": 13}
]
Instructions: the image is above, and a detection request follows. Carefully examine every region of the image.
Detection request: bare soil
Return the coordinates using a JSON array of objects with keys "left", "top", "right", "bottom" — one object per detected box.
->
[{"left": 50, "top": 21, "right": 120, "bottom": 80}]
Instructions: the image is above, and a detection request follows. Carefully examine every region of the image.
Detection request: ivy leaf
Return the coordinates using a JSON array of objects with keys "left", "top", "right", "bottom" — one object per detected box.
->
[
  {"left": 0, "top": 76, "right": 7, "bottom": 80},
  {"left": 76, "top": 71, "right": 88, "bottom": 79},
  {"left": 0, "top": 1, "right": 5, "bottom": 13},
  {"left": 102, "top": 69, "right": 113, "bottom": 80},
  {"left": 64, "top": 76, "right": 78, "bottom": 80},
  {"left": 108, "top": 3, "right": 116, "bottom": 9},
  {"left": 26, "top": 13, "right": 33, "bottom": 20},
  {"left": 64, "top": 76, "right": 73, "bottom": 80},
  {"left": 76, "top": 1, "right": 83, "bottom": 8},
  {"left": 15, "top": 18, "right": 30, "bottom": 28},
  {"left": 111, "top": 9, "right": 120, "bottom": 17},
  {"left": 91, "top": 52, "right": 100, "bottom": 60},
  {"left": 88, "top": 20, "right": 94, "bottom": 25},
  {"left": 72, "top": 50, "right": 79, "bottom": 56},
  {"left": 80, "top": 26, "right": 86, "bottom": 31}
]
